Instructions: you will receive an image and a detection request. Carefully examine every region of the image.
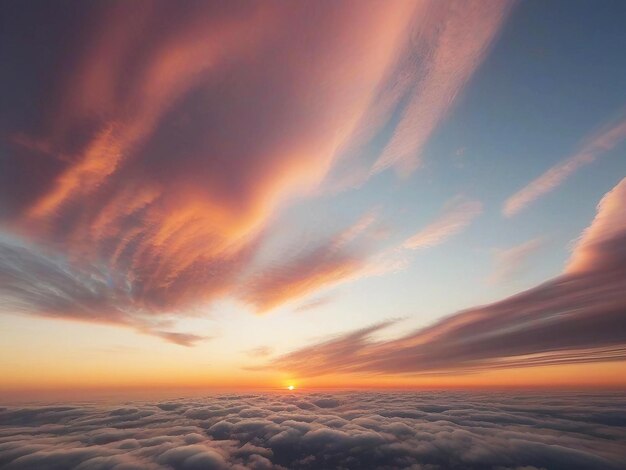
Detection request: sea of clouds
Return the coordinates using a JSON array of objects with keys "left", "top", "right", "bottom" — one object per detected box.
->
[{"left": 1, "top": 391, "right": 625, "bottom": 469}]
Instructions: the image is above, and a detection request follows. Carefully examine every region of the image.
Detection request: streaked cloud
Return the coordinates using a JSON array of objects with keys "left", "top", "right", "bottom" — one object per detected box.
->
[
  {"left": 0, "top": 1, "right": 512, "bottom": 338},
  {"left": 503, "top": 117, "right": 626, "bottom": 217},
  {"left": 245, "top": 346, "right": 274, "bottom": 358},
  {"left": 293, "top": 295, "right": 335, "bottom": 314},
  {"left": 148, "top": 331, "right": 207, "bottom": 347},
  {"left": 269, "top": 179, "right": 626, "bottom": 376},
  {"left": 242, "top": 193, "right": 483, "bottom": 313},
  {"left": 240, "top": 211, "right": 381, "bottom": 313},
  {"left": 403, "top": 197, "right": 483, "bottom": 250},
  {"left": 370, "top": 0, "right": 513, "bottom": 175},
  {"left": 489, "top": 237, "right": 545, "bottom": 284}
]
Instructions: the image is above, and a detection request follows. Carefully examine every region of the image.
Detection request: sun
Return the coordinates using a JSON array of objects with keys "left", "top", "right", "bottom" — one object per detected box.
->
[{"left": 287, "top": 385, "right": 295, "bottom": 391}]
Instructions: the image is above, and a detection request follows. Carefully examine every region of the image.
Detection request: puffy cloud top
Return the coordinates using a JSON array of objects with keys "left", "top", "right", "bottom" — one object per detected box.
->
[{"left": 1, "top": 391, "right": 625, "bottom": 469}]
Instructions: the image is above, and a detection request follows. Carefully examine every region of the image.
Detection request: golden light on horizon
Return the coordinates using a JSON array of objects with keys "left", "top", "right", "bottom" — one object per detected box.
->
[{"left": 288, "top": 385, "right": 295, "bottom": 391}]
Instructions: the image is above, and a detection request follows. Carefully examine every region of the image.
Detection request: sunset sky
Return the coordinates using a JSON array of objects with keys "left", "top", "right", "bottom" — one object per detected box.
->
[{"left": 1, "top": 0, "right": 626, "bottom": 394}]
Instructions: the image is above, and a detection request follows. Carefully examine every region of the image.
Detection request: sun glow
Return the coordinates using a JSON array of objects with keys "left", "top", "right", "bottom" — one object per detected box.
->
[{"left": 287, "top": 385, "right": 295, "bottom": 391}]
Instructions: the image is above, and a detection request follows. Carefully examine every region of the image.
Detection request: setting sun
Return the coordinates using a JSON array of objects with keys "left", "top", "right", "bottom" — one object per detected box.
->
[{"left": 288, "top": 385, "right": 295, "bottom": 391}]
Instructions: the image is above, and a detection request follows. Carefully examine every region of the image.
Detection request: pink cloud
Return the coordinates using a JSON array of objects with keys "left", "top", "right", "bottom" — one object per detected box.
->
[
  {"left": 293, "top": 295, "right": 336, "bottom": 314},
  {"left": 0, "top": 1, "right": 511, "bottom": 341},
  {"left": 2, "top": 3, "right": 417, "bottom": 320},
  {"left": 503, "top": 117, "right": 626, "bottom": 217},
  {"left": 240, "top": 211, "right": 382, "bottom": 313},
  {"left": 489, "top": 237, "right": 545, "bottom": 284},
  {"left": 403, "top": 197, "right": 483, "bottom": 250},
  {"left": 566, "top": 177, "right": 626, "bottom": 274},
  {"left": 370, "top": 0, "right": 513, "bottom": 176}
]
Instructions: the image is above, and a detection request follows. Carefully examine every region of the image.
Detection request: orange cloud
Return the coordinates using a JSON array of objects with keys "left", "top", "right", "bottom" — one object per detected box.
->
[
  {"left": 5, "top": 3, "right": 415, "bottom": 313},
  {"left": 242, "top": 248, "right": 365, "bottom": 313},
  {"left": 0, "top": 1, "right": 512, "bottom": 340},
  {"left": 240, "top": 211, "right": 382, "bottom": 312}
]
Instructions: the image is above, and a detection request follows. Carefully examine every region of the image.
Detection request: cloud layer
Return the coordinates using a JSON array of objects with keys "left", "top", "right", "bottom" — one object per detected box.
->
[
  {"left": 269, "top": 179, "right": 626, "bottom": 376},
  {"left": 0, "top": 1, "right": 513, "bottom": 338},
  {"left": 1, "top": 391, "right": 625, "bottom": 469}
]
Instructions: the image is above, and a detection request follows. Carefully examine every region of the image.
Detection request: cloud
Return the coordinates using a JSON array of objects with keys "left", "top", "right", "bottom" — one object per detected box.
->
[
  {"left": 269, "top": 179, "right": 626, "bottom": 376},
  {"left": 566, "top": 178, "right": 626, "bottom": 274},
  {"left": 293, "top": 295, "right": 335, "bottom": 314},
  {"left": 149, "top": 331, "right": 207, "bottom": 348},
  {"left": 0, "top": 1, "right": 511, "bottom": 335},
  {"left": 0, "top": 392, "right": 624, "bottom": 469},
  {"left": 1, "top": 2, "right": 415, "bottom": 324},
  {"left": 246, "top": 346, "right": 274, "bottom": 359},
  {"left": 403, "top": 197, "right": 483, "bottom": 250},
  {"left": 240, "top": 245, "right": 364, "bottom": 313},
  {"left": 370, "top": 0, "right": 514, "bottom": 175},
  {"left": 503, "top": 117, "right": 626, "bottom": 217},
  {"left": 489, "top": 238, "right": 545, "bottom": 284},
  {"left": 239, "top": 211, "right": 384, "bottom": 313},
  {"left": 0, "top": 234, "right": 206, "bottom": 346}
]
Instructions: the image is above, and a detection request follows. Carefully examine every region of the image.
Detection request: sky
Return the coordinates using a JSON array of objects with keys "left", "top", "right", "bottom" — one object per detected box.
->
[{"left": 1, "top": 0, "right": 626, "bottom": 393}]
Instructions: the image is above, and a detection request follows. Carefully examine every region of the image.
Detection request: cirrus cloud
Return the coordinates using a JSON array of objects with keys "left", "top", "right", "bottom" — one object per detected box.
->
[
  {"left": 503, "top": 116, "right": 626, "bottom": 217},
  {"left": 0, "top": 1, "right": 513, "bottom": 339},
  {"left": 403, "top": 197, "right": 483, "bottom": 250},
  {"left": 268, "top": 178, "right": 626, "bottom": 376}
]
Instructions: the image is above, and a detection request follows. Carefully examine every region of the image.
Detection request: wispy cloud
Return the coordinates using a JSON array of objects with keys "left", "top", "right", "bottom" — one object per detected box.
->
[
  {"left": 269, "top": 179, "right": 626, "bottom": 376},
  {"left": 147, "top": 331, "right": 206, "bottom": 347},
  {"left": 245, "top": 346, "right": 274, "bottom": 358},
  {"left": 240, "top": 211, "right": 382, "bottom": 313},
  {"left": 403, "top": 197, "right": 483, "bottom": 250},
  {"left": 370, "top": 0, "right": 514, "bottom": 176},
  {"left": 0, "top": 233, "right": 208, "bottom": 346},
  {"left": 0, "top": 1, "right": 512, "bottom": 338},
  {"left": 293, "top": 295, "right": 335, "bottom": 313},
  {"left": 503, "top": 117, "right": 626, "bottom": 217},
  {"left": 489, "top": 237, "right": 545, "bottom": 284}
]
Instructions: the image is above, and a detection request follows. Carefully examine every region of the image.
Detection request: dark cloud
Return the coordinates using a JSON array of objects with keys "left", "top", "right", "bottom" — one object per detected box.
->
[{"left": 0, "top": 392, "right": 625, "bottom": 469}]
